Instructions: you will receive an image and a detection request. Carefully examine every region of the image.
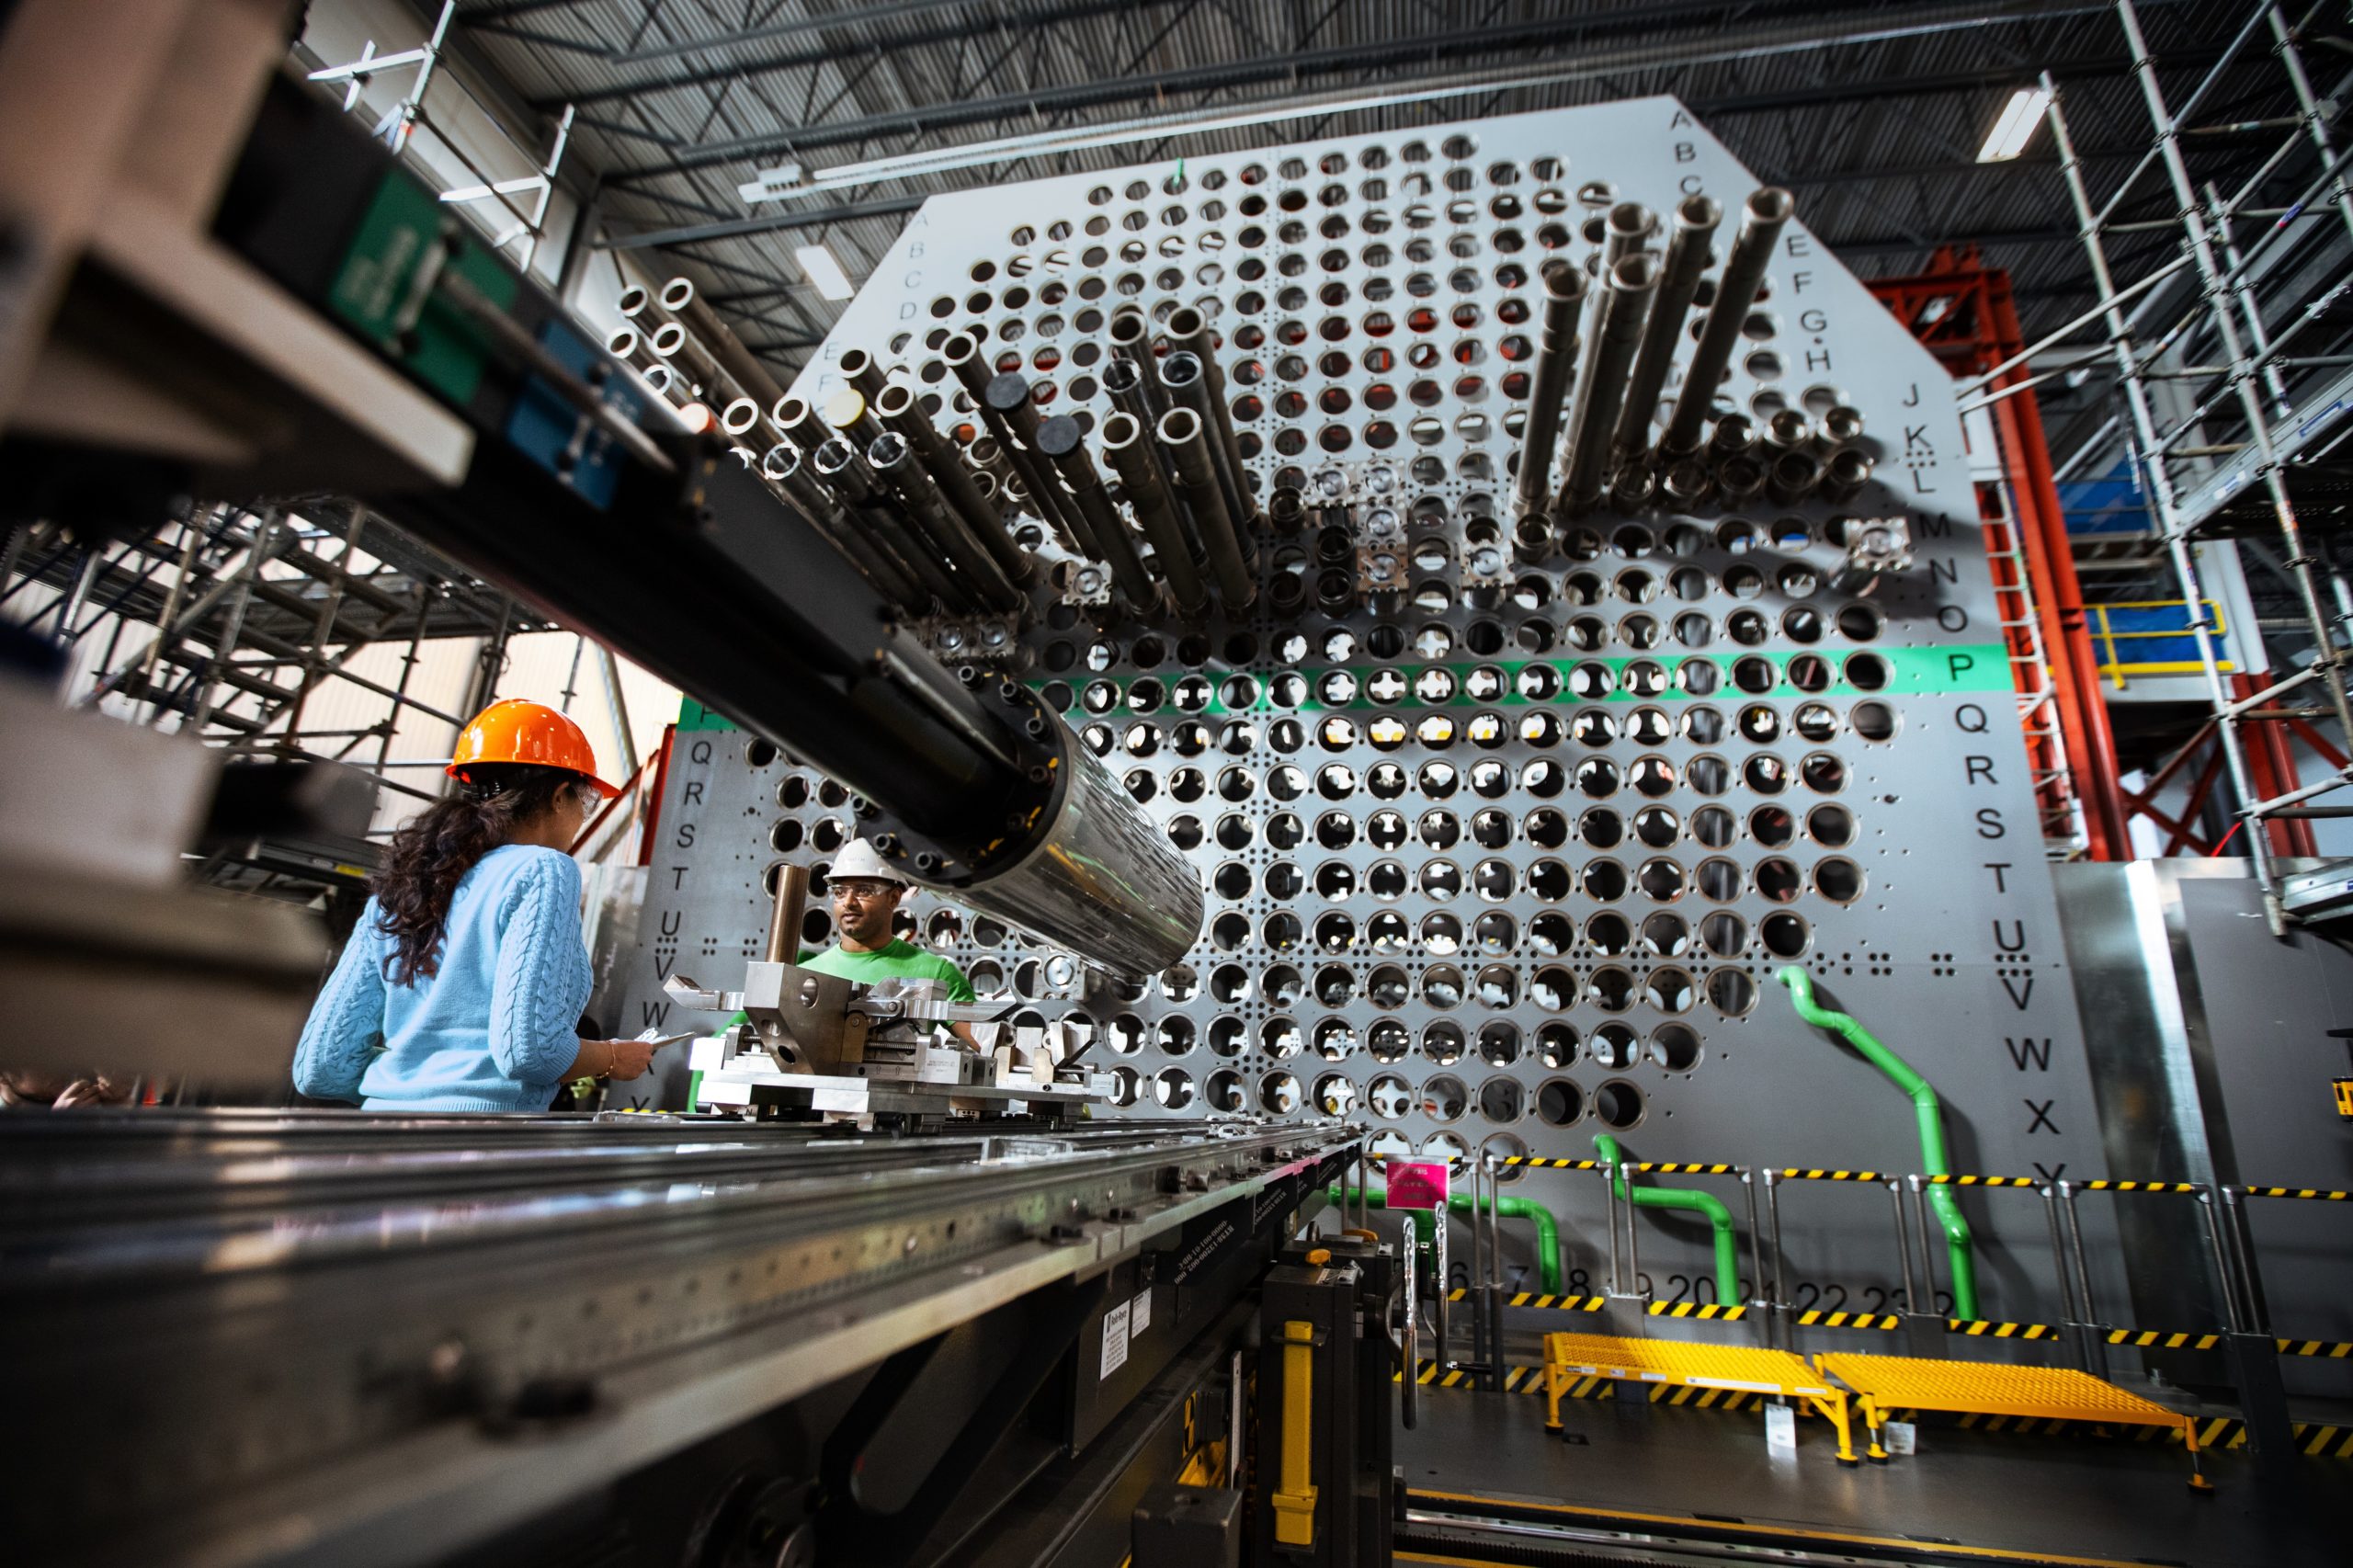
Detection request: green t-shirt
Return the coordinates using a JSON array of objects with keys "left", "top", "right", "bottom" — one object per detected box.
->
[
  {"left": 723, "top": 941, "right": 973, "bottom": 1033},
  {"left": 800, "top": 939, "right": 974, "bottom": 1002}
]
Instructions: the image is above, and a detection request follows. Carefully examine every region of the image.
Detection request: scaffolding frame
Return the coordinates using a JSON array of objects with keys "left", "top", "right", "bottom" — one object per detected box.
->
[{"left": 2040, "top": 0, "right": 2353, "bottom": 929}]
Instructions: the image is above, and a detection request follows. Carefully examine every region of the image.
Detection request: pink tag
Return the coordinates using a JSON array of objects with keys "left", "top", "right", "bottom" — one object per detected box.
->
[{"left": 1385, "top": 1159, "right": 1450, "bottom": 1210}]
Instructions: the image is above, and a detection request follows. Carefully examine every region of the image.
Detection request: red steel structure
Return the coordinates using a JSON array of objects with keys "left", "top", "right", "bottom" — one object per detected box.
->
[{"left": 1867, "top": 248, "right": 2132, "bottom": 861}]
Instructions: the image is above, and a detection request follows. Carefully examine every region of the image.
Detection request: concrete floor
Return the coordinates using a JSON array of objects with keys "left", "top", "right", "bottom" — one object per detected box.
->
[{"left": 1398, "top": 1380, "right": 2347, "bottom": 1566}]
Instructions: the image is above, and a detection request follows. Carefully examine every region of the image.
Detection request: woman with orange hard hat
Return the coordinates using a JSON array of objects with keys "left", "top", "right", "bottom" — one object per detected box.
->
[{"left": 293, "top": 699, "right": 660, "bottom": 1111}]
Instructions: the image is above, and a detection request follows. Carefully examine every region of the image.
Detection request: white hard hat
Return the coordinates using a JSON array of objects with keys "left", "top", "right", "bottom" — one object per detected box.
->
[{"left": 829, "top": 837, "right": 912, "bottom": 886}]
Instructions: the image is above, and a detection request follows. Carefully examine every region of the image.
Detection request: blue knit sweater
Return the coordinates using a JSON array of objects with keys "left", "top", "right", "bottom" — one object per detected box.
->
[{"left": 293, "top": 845, "right": 592, "bottom": 1112}]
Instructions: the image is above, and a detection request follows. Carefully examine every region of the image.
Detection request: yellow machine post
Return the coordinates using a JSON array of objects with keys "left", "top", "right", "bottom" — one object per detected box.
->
[{"left": 1272, "top": 1318, "right": 1319, "bottom": 1548}]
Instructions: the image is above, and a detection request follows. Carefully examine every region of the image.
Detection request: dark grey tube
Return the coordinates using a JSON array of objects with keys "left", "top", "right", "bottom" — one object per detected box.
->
[
  {"left": 1158, "top": 350, "right": 1257, "bottom": 566},
  {"left": 984, "top": 368, "right": 1105, "bottom": 559},
  {"left": 1614, "top": 194, "right": 1722, "bottom": 461},
  {"left": 1101, "top": 353, "right": 1192, "bottom": 556},
  {"left": 1560, "top": 254, "right": 1662, "bottom": 516},
  {"left": 659, "top": 276, "right": 787, "bottom": 409},
  {"left": 1158, "top": 406, "right": 1256, "bottom": 609},
  {"left": 813, "top": 437, "right": 966, "bottom": 611},
  {"left": 1608, "top": 465, "right": 1658, "bottom": 516},
  {"left": 763, "top": 442, "right": 923, "bottom": 608},
  {"left": 873, "top": 381, "right": 1035, "bottom": 586},
  {"left": 943, "top": 334, "right": 1086, "bottom": 553},
  {"left": 1708, "top": 412, "right": 1756, "bottom": 459},
  {"left": 1164, "top": 307, "right": 1259, "bottom": 528},
  {"left": 1766, "top": 449, "right": 1822, "bottom": 505},
  {"left": 837, "top": 346, "right": 888, "bottom": 403},
  {"left": 1661, "top": 187, "right": 1795, "bottom": 456},
  {"left": 1037, "top": 415, "right": 1160, "bottom": 612},
  {"left": 1514, "top": 260, "right": 1586, "bottom": 517},
  {"left": 1716, "top": 452, "right": 1768, "bottom": 506},
  {"left": 1103, "top": 411, "right": 1210, "bottom": 618},
  {"left": 772, "top": 394, "right": 830, "bottom": 458},
  {"left": 1762, "top": 407, "right": 1812, "bottom": 452},
  {"left": 869, "top": 431, "right": 1024, "bottom": 613}
]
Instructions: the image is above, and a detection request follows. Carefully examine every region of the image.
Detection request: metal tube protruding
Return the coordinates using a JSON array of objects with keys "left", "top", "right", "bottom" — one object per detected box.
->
[
  {"left": 1514, "top": 260, "right": 1587, "bottom": 517},
  {"left": 1708, "top": 412, "right": 1756, "bottom": 459},
  {"left": 1164, "top": 307, "right": 1260, "bottom": 529},
  {"left": 1156, "top": 350, "right": 1258, "bottom": 551},
  {"left": 772, "top": 395, "right": 829, "bottom": 456},
  {"left": 1102, "top": 354, "right": 1191, "bottom": 551},
  {"left": 1766, "top": 449, "right": 1822, "bottom": 505},
  {"left": 869, "top": 431, "right": 1024, "bottom": 614},
  {"left": 605, "top": 324, "right": 656, "bottom": 375},
  {"left": 1716, "top": 453, "right": 1768, "bottom": 505},
  {"left": 813, "top": 437, "right": 962, "bottom": 612},
  {"left": 1602, "top": 200, "right": 1656, "bottom": 270},
  {"left": 640, "top": 362, "right": 676, "bottom": 398},
  {"left": 720, "top": 397, "right": 765, "bottom": 437},
  {"left": 1762, "top": 407, "right": 1812, "bottom": 452},
  {"left": 949, "top": 347, "right": 1086, "bottom": 553},
  {"left": 658, "top": 276, "right": 788, "bottom": 409},
  {"left": 648, "top": 320, "right": 735, "bottom": 405},
  {"left": 985, "top": 371, "right": 1102, "bottom": 558},
  {"left": 1817, "top": 448, "right": 1873, "bottom": 503},
  {"left": 1560, "top": 254, "right": 1662, "bottom": 516},
  {"left": 872, "top": 381, "right": 1036, "bottom": 587},
  {"left": 1036, "top": 415, "right": 1160, "bottom": 612},
  {"left": 761, "top": 442, "right": 916, "bottom": 606},
  {"left": 765, "top": 863, "right": 810, "bottom": 963},
  {"left": 616, "top": 283, "right": 671, "bottom": 330},
  {"left": 1103, "top": 412, "right": 1210, "bottom": 618},
  {"left": 1158, "top": 406, "right": 1256, "bottom": 609},
  {"left": 1818, "top": 404, "right": 1865, "bottom": 447},
  {"left": 1615, "top": 194, "right": 1722, "bottom": 461},
  {"left": 1608, "top": 465, "right": 1657, "bottom": 516},
  {"left": 1661, "top": 457, "right": 1716, "bottom": 509},
  {"left": 838, "top": 347, "right": 889, "bottom": 402},
  {"left": 1661, "top": 187, "right": 1795, "bottom": 456}
]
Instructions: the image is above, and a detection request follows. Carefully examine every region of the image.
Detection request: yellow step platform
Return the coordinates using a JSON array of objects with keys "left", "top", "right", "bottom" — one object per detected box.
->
[
  {"left": 1539, "top": 1332, "right": 1859, "bottom": 1464},
  {"left": 1814, "top": 1352, "right": 2212, "bottom": 1489}
]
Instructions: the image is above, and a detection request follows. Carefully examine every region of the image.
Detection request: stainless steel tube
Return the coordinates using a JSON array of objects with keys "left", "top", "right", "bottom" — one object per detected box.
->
[
  {"left": 1762, "top": 408, "right": 1813, "bottom": 452},
  {"left": 1817, "top": 448, "right": 1873, "bottom": 503},
  {"left": 1716, "top": 453, "right": 1766, "bottom": 505},
  {"left": 873, "top": 381, "right": 1035, "bottom": 587},
  {"left": 1102, "top": 411, "right": 1210, "bottom": 618},
  {"left": 948, "top": 344, "right": 1089, "bottom": 555},
  {"left": 1708, "top": 412, "right": 1756, "bottom": 459},
  {"left": 1601, "top": 200, "right": 1656, "bottom": 270},
  {"left": 605, "top": 324, "right": 660, "bottom": 377},
  {"left": 772, "top": 394, "right": 831, "bottom": 458},
  {"left": 1164, "top": 307, "right": 1260, "bottom": 528},
  {"left": 1817, "top": 404, "right": 1865, "bottom": 446},
  {"left": 1102, "top": 353, "right": 1194, "bottom": 556},
  {"left": 648, "top": 320, "right": 734, "bottom": 405},
  {"left": 1559, "top": 254, "right": 1661, "bottom": 516},
  {"left": 812, "top": 437, "right": 966, "bottom": 611},
  {"left": 1660, "top": 187, "right": 1794, "bottom": 455},
  {"left": 1035, "top": 415, "right": 1160, "bottom": 612},
  {"left": 1765, "top": 449, "right": 1821, "bottom": 505},
  {"left": 1513, "top": 259, "right": 1586, "bottom": 517},
  {"left": 719, "top": 397, "right": 766, "bottom": 439},
  {"left": 1614, "top": 194, "right": 1722, "bottom": 460},
  {"left": 764, "top": 863, "right": 810, "bottom": 962},
  {"left": 1157, "top": 407, "right": 1256, "bottom": 609},
  {"left": 1157, "top": 350, "right": 1258, "bottom": 548},
  {"left": 1608, "top": 465, "right": 1656, "bottom": 516},
  {"left": 837, "top": 346, "right": 889, "bottom": 403},
  {"left": 766, "top": 442, "right": 925, "bottom": 609},
  {"left": 869, "top": 432, "right": 1024, "bottom": 613},
  {"left": 616, "top": 282, "right": 672, "bottom": 332},
  {"left": 658, "top": 276, "right": 787, "bottom": 409}
]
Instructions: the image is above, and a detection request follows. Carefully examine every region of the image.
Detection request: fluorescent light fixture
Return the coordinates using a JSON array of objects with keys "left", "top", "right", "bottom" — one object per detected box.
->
[
  {"left": 794, "top": 243, "right": 856, "bottom": 301},
  {"left": 1977, "top": 87, "right": 2050, "bottom": 163}
]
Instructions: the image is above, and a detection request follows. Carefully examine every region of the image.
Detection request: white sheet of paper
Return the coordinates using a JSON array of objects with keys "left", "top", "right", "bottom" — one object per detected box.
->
[
  {"left": 1099, "top": 1299, "right": 1131, "bottom": 1379},
  {"left": 1765, "top": 1403, "right": 1797, "bottom": 1456},
  {"left": 1882, "top": 1420, "right": 1916, "bottom": 1455},
  {"left": 1131, "top": 1287, "right": 1153, "bottom": 1335}
]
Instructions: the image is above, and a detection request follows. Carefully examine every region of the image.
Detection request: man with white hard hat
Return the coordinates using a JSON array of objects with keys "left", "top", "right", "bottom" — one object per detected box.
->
[{"left": 801, "top": 838, "right": 976, "bottom": 1042}]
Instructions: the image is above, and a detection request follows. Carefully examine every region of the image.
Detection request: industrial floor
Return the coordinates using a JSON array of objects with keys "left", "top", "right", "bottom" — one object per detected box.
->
[{"left": 1396, "top": 1377, "right": 2347, "bottom": 1567}]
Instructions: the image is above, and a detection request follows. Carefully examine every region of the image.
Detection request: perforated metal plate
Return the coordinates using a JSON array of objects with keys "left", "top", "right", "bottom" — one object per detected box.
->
[{"left": 611, "top": 100, "right": 2113, "bottom": 1321}]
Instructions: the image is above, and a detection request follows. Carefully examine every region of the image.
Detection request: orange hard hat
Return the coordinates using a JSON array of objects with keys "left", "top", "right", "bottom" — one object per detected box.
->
[{"left": 447, "top": 699, "right": 620, "bottom": 797}]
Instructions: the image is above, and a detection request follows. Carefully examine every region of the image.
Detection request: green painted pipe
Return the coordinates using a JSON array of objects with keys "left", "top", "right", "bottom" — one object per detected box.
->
[
  {"left": 1592, "top": 1133, "right": 1742, "bottom": 1307},
  {"left": 1778, "top": 965, "right": 1979, "bottom": 1321},
  {"left": 1328, "top": 1185, "right": 1564, "bottom": 1295}
]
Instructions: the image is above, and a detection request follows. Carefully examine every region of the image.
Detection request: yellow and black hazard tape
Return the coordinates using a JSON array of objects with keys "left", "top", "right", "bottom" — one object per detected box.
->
[
  {"left": 2274, "top": 1336, "right": 2353, "bottom": 1358},
  {"left": 1493, "top": 1155, "right": 1605, "bottom": 1170},
  {"left": 1778, "top": 1168, "right": 1890, "bottom": 1182},
  {"left": 1949, "top": 1318, "right": 2058, "bottom": 1340},
  {"left": 1927, "top": 1174, "right": 2041, "bottom": 1188},
  {"left": 2108, "top": 1327, "right": 2223, "bottom": 1351},
  {"left": 2241, "top": 1186, "right": 2351, "bottom": 1201},
  {"left": 1440, "top": 1289, "right": 1748, "bottom": 1320}
]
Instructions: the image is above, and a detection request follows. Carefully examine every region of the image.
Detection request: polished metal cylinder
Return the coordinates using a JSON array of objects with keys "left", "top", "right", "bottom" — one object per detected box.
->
[
  {"left": 720, "top": 397, "right": 766, "bottom": 438},
  {"left": 1762, "top": 407, "right": 1812, "bottom": 452},
  {"left": 605, "top": 324, "right": 659, "bottom": 377},
  {"left": 823, "top": 386, "right": 881, "bottom": 446},
  {"left": 767, "top": 442, "right": 926, "bottom": 609},
  {"left": 869, "top": 431, "right": 1024, "bottom": 613},
  {"left": 872, "top": 381, "right": 1035, "bottom": 587},
  {"left": 1716, "top": 452, "right": 1768, "bottom": 505},
  {"left": 1512, "top": 513, "right": 1553, "bottom": 565},
  {"left": 1602, "top": 200, "right": 1656, "bottom": 270},
  {"left": 1101, "top": 353, "right": 1191, "bottom": 556},
  {"left": 1766, "top": 449, "right": 1823, "bottom": 505},
  {"left": 947, "top": 334, "right": 1084, "bottom": 551},
  {"left": 1036, "top": 415, "right": 1160, "bottom": 612},
  {"left": 985, "top": 370, "right": 1102, "bottom": 558},
  {"left": 1157, "top": 349, "right": 1258, "bottom": 545},
  {"left": 1661, "top": 457, "right": 1717, "bottom": 509},
  {"left": 658, "top": 276, "right": 787, "bottom": 409},
  {"left": 813, "top": 437, "right": 966, "bottom": 611},
  {"left": 648, "top": 320, "right": 735, "bottom": 405},
  {"left": 837, "top": 346, "right": 889, "bottom": 403},
  {"left": 1818, "top": 404, "right": 1866, "bottom": 447},
  {"left": 1614, "top": 194, "right": 1722, "bottom": 460},
  {"left": 1660, "top": 187, "right": 1795, "bottom": 455},
  {"left": 616, "top": 282, "right": 672, "bottom": 332},
  {"left": 1707, "top": 412, "right": 1756, "bottom": 459},
  {"left": 640, "top": 361, "right": 676, "bottom": 399},
  {"left": 1560, "top": 254, "right": 1662, "bottom": 516},
  {"left": 1514, "top": 260, "right": 1587, "bottom": 517},
  {"left": 1158, "top": 406, "right": 1256, "bottom": 609},
  {"left": 772, "top": 394, "right": 830, "bottom": 457},
  {"left": 765, "top": 863, "right": 810, "bottom": 963},
  {"left": 1102, "top": 411, "right": 1210, "bottom": 618},
  {"left": 1164, "top": 307, "right": 1259, "bottom": 528},
  {"left": 929, "top": 708, "right": 1204, "bottom": 981},
  {"left": 1817, "top": 447, "right": 1874, "bottom": 503},
  {"left": 1608, "top": 464, "right": 1658, "bottom": 516}
]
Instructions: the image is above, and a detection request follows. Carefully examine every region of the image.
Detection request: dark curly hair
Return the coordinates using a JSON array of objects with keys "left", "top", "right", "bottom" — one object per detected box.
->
[{"left": 371, "top": 764, "right": 582, "bottom": 985}]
